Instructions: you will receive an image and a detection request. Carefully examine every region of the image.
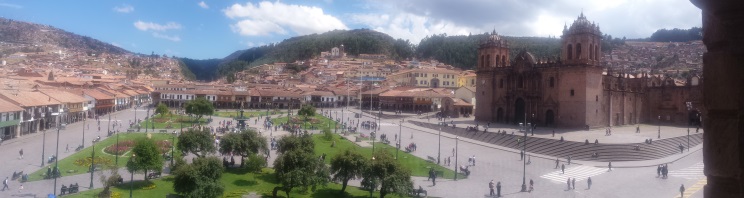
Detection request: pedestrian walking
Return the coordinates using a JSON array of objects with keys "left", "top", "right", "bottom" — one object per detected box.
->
[
  {"left": 520, "top": 150, "right": 524, "bottom": 161},
  {"left": 679, "top": 144, "right": 685, "bottom": 154},
  {"left": 555, "top": 158, "right": 559, "bottom": 169},
  {"left": 636, "top": 125, "right": 640, "bottom": 133},
  {"left": 552, "top": 130, "right": 555, "bottom": 137},
  {"left": 18, "top": 149, "right": 23, "bottom": 159},
  {"left": 587, "top": 177, "right": 592, "bottom": 189},
  {"left": 608, "top": 161, "right": 612, "bottom": 172},
  {"left": 496, "top": 181, "right": 501, "bottom": 197},
  {"left": 561, "top": 164, "right": 565, "bottom": 174},
  {"left": 472, "top": 155, "right": 476, "bottom": 166},
  {"left": 566, "top": 178, "right": 571, "bottom": 190},
  {"left": 572, "top": 178, "right": 576, "bottom": 189},
  {"left": 489, "top": 180, "right": 495, "bottom": 196},
  {"left": 66, "top": 144, "right": 69, "bottom": 152},
  {"left": 657, "top": 165, "right": 662, "bottom": 177},
  {"left": 529, "top": 179, "right": 534, "bottom": 192},
  {"left": 17, "top": 184, "right": 22, "bottom": 193},
  {"left": 567, "top": 155, "right": 571, "bottom": 165},
  {"left": 680, "top": 184, "right": 685, "bottom": 197},
  {"left": 3, "top": 177, "right": 8, "bottom": 191}
]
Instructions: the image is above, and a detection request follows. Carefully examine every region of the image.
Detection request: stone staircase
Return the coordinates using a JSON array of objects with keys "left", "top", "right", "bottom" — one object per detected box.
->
[{"left": 409, "top": 121, "right": 703, "bottom": 162}]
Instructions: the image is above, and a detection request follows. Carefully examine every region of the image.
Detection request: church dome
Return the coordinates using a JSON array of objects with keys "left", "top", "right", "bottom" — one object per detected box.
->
[
  {"left": 563, "top": 12, "right": 601, "bottom": 36},
  {"left": 480, "top": 31, "right": 508, "bottom": 48},
  {"left": 515, "top": 50, "right": 537, "bottom": 64}
]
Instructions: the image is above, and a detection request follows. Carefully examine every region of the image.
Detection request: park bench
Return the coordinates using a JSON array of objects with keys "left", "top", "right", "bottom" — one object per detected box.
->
[
  {"left": 159, "top": 130, "right": 168, "bottom": 133},
  {"left": 147, "top": 171, "right": 162, "bottom": 179},
  {"left": 127, "top": 129, "right": 135, "bottom": 132},
  {"left": 426, "top": 156, "right": 437, "bottom": 163}
]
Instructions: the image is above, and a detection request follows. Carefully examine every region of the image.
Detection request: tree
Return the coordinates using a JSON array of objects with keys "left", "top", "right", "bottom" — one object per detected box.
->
[
  {"left": 126, "top": 137, "right": 164, "bottom": 180},
  {"left": 98, "top": 167, "right": 122, "bottom": 198},
  {"left": 361, "top": 151, "right": 413, "bottom": 198},
  {"left": 218, "top": 129, "right": 267, "bottom": 167},
  {"left": 156, "top": 103, "right": 169, "bottom": 118},
  {"left": 177, "top": 128, "right": 215, "bottom": 157},
  {"left": 173, "top": 156, "right": 225, "bottom": 198},
  {"left": 330, "top": 149, "right": 367, "bottom": 194},
  {"left": 276, "top": 134, "right": 314, "bottom": 154},
  {"left": 273, "top": 135, "right": 330, "bottom": 197},
  {"left": 297, "top": 105, "right": 316, "bottom": 122},
  {"left": 185, "top": 97, "right": 215, "bottom": 122}
]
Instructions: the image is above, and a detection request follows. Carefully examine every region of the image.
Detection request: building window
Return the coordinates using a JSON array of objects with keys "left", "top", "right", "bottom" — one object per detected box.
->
[
  {"left": 570, "top": 89, "right": 575, "bottom": 96},
  {"left": 549, "top": 77, "right": 555, "bottom": 88},
  {"left": 596, "top": 95, "right": 598, "bottom": 101},
  {"left": 500, "top": 79, "right": 504, "bottom": 88},
  {"left": 567, "top": 44, "right": 573, "bottom": 60},
  {"left": 576, "top": 43, "right": 582, "bottom": 59}
]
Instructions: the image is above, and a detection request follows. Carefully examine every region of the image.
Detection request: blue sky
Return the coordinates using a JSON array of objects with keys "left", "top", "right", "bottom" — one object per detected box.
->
[{"left": 0, "top": 0, "right": 702, "bottom": 59}]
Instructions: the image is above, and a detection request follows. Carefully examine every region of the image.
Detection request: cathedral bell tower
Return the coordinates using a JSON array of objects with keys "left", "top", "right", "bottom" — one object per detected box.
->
[
  {"left": 475, "top": 31, "right": 510, "bottom": 122},
  {"left": 561, "top": 12, "right": 602, "bottom": 66},
  {"left": 478, "top": 30, "right": 510, "bottom": 70}
]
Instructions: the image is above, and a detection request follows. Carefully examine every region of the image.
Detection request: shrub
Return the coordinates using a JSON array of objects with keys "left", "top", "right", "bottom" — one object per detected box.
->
[
  {"left": 322, "top": 128, "right": 333, "bottom": 141},
  {"left": 244, "top": 154, "right": 266, "bottom": 173}
]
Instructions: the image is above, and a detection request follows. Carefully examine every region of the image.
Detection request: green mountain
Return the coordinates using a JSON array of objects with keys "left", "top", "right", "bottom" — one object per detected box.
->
[{"left": 184, "top": 29, "right": 626, "bottom": 81}]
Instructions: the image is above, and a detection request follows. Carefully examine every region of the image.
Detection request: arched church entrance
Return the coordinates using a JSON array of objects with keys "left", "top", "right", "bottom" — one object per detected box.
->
[
  {"left": 545, "top": 110, "right": 555, "bottom": 126},
  {"left": 515, "top": 98, "right": 525, "bottom": 124}
]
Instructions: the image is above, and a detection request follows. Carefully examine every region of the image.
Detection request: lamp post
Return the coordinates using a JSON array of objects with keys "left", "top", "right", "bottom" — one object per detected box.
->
[
  {"left": 437, "top": 127, "right": 441, "bottom": 164},
  {"left": 82, "top": 112, "right": 86, "bottom": 148},
  {"left": 42, "top": 117, "right": 47, "bottom": 167},
  {"left": 108, "top": 111, "right": 111, "bottom": 137},
  {"left": 686, "top": 102, "right": 692, "bottom": 151},
  {"left": 170, "top": 132, "right": 175, "bottom": 167},
  {"left": 397, "top": 119, "right": 402, "bottom": 160},
  {"left": 134, "top": 105, "right": 138, "bottom": 132},
  {"left": 454, "top": 136, "right": 459, "bottom": 181},
  {"left": 129, "top": 154, "right": 135, "bottom": 198},
  {"left": 520, "top": 112, "right": 528, "bottom": 192},
  {"left": 115, "top": 128, "right": 120, "bottom": 165},
  {"left": 53, "top": 108, "right": 65, "bottom": 195},
  {"left": 658, "top": 115, "right": 661, "bottom": 139},
  {"left": 90, "top": 140, "right": 95, "bottom": 189},
  {"left": 145, "top": 108, "right": 150, "bottom": 133}
]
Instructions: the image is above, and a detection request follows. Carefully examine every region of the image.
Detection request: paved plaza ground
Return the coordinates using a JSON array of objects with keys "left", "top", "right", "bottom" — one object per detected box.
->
[{"left": 0, "top": 106, "right": 704, "bottom": 198}]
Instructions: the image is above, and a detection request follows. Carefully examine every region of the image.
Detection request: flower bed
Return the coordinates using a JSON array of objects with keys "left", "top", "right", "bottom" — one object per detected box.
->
[
  {"left": 156, "top": 140, "right": 172, "bottom": 154},
  {"left": 73, "top": 156, "right": 113, "bottom": 168},
  {"left": 104, "top": 140, "right": 135, "bottom": 155}
]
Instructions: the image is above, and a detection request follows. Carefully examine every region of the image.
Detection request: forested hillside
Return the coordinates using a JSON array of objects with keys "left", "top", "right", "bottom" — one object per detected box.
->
[{"left": 216, "top": 29, "right": 415, "bottom": 78}]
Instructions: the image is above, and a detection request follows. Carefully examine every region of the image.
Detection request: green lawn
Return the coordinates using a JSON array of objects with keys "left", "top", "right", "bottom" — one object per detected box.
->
[
  {"left": 67, "top": 168, "right": 405, "bottom": 198},
  {"left": 271, "top": 115, "right": 340, "bottom": 130},
  {"left": 314, "top": 134, "right": 464, "bottom": 180},
  {"left": 28, "top": 133, "right": 180, "bottom": 182},
  {"left": 213, "top": 110, "right": 285, "bottom": 118},
  {"left": 139, "top": 115, "right": 207, "bottom": 129}
]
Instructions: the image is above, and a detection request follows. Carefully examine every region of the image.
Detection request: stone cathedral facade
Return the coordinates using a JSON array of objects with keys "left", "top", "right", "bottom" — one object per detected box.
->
[{"left": 474, "top": 13, "right": 677, "bottom": 129}]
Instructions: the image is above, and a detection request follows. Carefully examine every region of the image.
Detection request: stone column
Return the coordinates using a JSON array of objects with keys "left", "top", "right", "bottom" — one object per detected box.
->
[{"left": 691, "top": 0, "right": 744, "bottom": 197}]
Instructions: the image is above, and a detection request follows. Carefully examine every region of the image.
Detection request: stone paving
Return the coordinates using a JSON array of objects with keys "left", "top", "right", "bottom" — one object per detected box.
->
[{"left": 1, "top": 106, "right": 705, "bottom": 198}]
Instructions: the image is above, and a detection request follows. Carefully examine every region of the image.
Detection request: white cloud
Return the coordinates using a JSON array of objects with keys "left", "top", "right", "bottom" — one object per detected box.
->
[
  {"left": 198, "top": 1, "right": 209, "bottom": 9},
  {"left": 113, "top": 4, "right": 134, "bottom": 13},
  {"left": 0, "top": 3, "right": 22, "bottom": 9},
  {"left": 359, "top": 0, "right": 701, "bottom": 39},
  {"left": 350, "top": 13, "right": 475, "bottom": 44},
  {"left": 134, "top": 21, "right": 182, "bottom": 32},
  {"left": 152, "top": 33, "right": 181, "bottom": 42},
  {"left": 224, "top": 1, "right": 348, "bottom": 36}
]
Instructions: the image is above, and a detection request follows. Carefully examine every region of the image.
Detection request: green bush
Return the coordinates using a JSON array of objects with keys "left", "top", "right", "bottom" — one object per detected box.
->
[
  {"left": 245, "top": 154, "right": 266, "bottom": 173},
  {"left": 322, "top": 128, "right": 333, "bottom": 141}
]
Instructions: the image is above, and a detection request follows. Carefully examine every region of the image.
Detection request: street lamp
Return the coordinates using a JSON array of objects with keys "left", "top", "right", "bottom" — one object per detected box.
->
[
  {"left": 135, "top": 105, "right": 138, "bottom": 132},
  {"left": 685, "top": 102, "right": 693, "bottom": 152},
  {"left": 145, "top": 107, "right": 150, "bottom": 132},
  {"left": 397, "top": 119, "right": 402, "bottom": 160},
  {"left": 520, "top": 112, "right": 529, "bottom": 192},
  {"left": 170, "top": 132, "right": 175, "bottom": 167},
  {"left": 454, "top": 136, "right": 459, "bottom": 181},
  {"left": 437, "top": 127, "right": 441, "bottom": 164},
  {"left": 115, "top": 128, "right": 120, "bottom": 165},
  {"left": 658, "top": 115, "right": 661, "bottom": 139},
  {"left": 53, "top": 108, "right": 66, "bottom": 195},
  {"left": 82, "top": 112, "right": 86, "bottom": 148},
  {"left": 129, "top": 154, "right": 135, "bottom": 198},
  {"left": 90, "top": 140, "right": 96, "bottom": 189}
]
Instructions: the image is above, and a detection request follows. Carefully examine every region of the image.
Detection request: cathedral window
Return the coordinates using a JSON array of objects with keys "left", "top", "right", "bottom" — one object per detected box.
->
[
  {"left": 596, "top": 95, "right": 598, "bottom": 101},
  {"left": 589, "top": 44, "right": 594, "bottom": 60},
  {"left": 576, "top": 43, "right": 582, "bottom": 59},
  {"left": 518, "top": 76, "right": 524, "bottom": 88},
  {"left": 549, "top": 77, "right": 555, "bottom": 88},
  {"left": 570, "top": 89, "right": 575, "bottom": 96},
  {"left": 486, "top": 55, "right": 491, "bottom": 67},
  {"left": 567, "top": 45, "right": 573, "bottom": 60},
  {"left": 595, "top": 45, "right": 599, "bottom": 61},
  {"left": 499, "top": 79, "right": 504, "bottom": 88},
  {"left": 502, "top": 55, "right": 506, "bottom": 66}
]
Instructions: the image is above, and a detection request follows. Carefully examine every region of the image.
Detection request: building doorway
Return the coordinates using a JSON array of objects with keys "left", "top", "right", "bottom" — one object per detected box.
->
[
  {"left": 496, "top": 107, "right": 504, "bottom": 123},
  {"left": 545, "top": 110, "right": 555, "bottom": 126},
  {"left": 430, "top": 78, "right": 440, "bottom": 88},
  {"left": 515, "top": 98, "right": 525, "bottom": 124}
]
